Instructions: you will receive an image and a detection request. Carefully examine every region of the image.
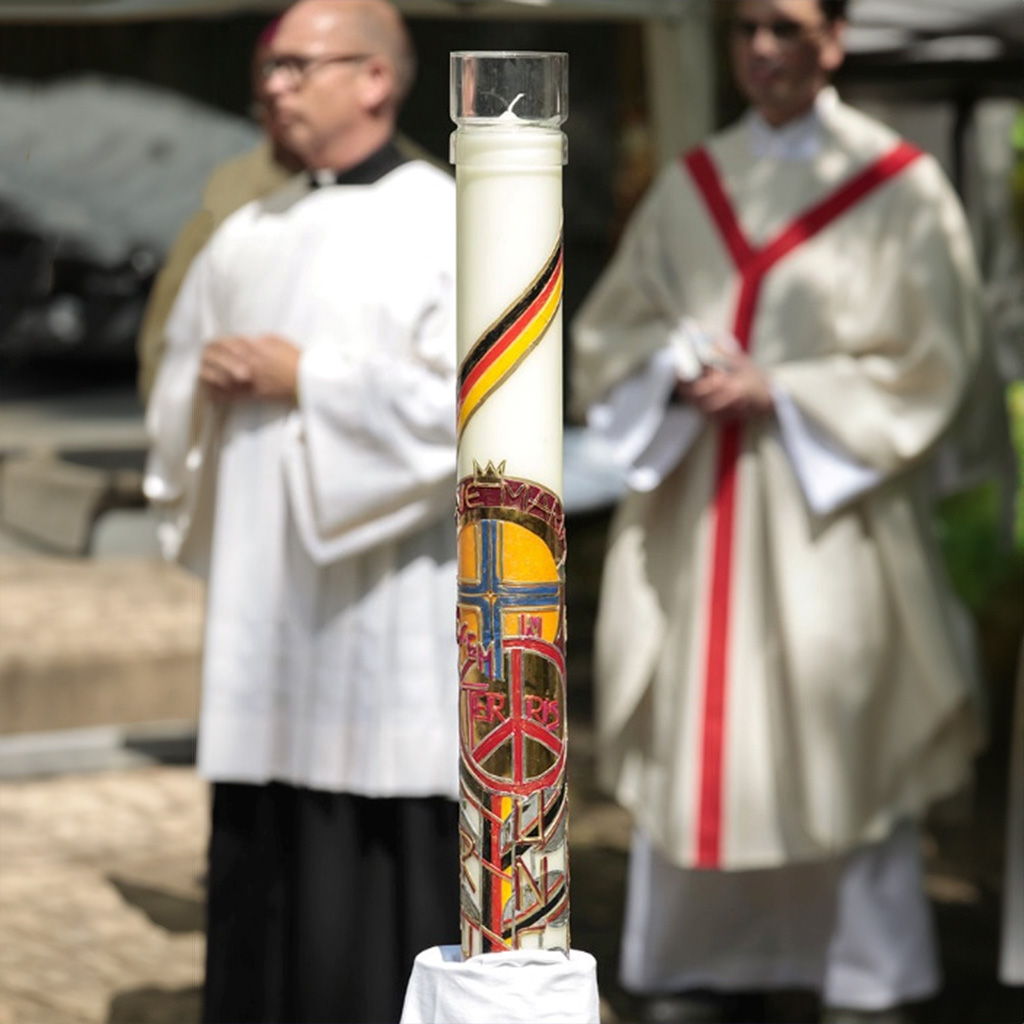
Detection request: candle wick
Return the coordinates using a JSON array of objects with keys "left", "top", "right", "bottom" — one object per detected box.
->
[{"left": 496, "top": 93, "right": 527, "bottom": 123}]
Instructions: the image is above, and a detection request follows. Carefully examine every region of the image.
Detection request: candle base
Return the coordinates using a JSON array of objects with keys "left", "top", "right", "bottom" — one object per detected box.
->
[{"left": 400, "top": 945, "right": 600, "bottom": 1023}]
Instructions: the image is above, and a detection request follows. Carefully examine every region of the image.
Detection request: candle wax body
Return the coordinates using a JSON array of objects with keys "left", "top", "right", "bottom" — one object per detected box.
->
[{"left": 454, "top": 126, "right": 564, "bottom": 497}]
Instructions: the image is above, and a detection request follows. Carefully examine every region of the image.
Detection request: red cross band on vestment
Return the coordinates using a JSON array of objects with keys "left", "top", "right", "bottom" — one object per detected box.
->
[{"left": 681, "top": 139, "right": 921, "bottom": 868}]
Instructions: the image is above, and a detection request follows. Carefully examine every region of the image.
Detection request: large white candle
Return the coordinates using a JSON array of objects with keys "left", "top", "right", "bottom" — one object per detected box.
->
[
  {"left": 450, "top": 51, "right": 571, "bottom": 958},
  {"left": 454, "top": 120, "right": 565, "bottom": 492}
]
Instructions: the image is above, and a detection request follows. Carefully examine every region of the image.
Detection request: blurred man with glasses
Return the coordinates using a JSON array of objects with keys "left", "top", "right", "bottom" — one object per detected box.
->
[
  {"left": 145, "top": 3, "right": 459, "bottom": 1021},
  {"left": 572, "top": 1, "right": 1010, "bottom": 1021}
]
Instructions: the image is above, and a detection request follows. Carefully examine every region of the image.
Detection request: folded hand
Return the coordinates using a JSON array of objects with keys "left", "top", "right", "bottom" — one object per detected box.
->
[
  {"left": 200, "top": 334, "right": 301, "bottom": 403},
  {"left": 674, "top": 350, "right": 773, "bottom": 421}
]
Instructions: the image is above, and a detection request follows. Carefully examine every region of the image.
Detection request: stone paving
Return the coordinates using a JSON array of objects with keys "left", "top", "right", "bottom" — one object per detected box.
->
[
  {"left": 0, "top": 556, "right": 203, "bottom": 736},
  {"left": 0, "top": 751, "right": 636, "bottom": 1024},
  {"left": 0, "top": 550, "right": 208, "bottom": 1023},
  {"left": 0, "top": 543, "right": 634, "bottom": 1023},
  {"left": 0, "top": 544, "right": 1021, "bottom": 1023},
  {"left": 0, "top": 766, "right": 207, "bottom": 1024},
  {"left": 1, "top": 742, "right": 1021, "bottom": 1024}
]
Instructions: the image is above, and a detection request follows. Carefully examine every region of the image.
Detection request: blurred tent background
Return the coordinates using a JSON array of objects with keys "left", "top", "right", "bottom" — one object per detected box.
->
[
  {"left": 846, "top": 0, "right": 1024, "bottom": 62},
  {"left": 0, "top": 0, "right": 1019, "bottom": 368},
  {"left": 0, "top": 0, "right": 1019, "bottom": 560},
  {"left": 0, "top": 76, "right": 260, "bottom": 359},
  {"left": 0, "top": 0, "right": 1019, "bottom": 554}
]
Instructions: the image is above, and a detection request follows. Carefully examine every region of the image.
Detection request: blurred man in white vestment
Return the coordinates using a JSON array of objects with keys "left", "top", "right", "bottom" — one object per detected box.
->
[
  {"left": 144, "top": 3, "right": 458, "bottom": 1021},
  {"left": 571, "top": 1, "right": 1010, "bottom": 1021}
]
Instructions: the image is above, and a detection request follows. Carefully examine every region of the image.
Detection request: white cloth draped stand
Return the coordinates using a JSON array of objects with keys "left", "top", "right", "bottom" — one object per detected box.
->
[{"left": 400, "top": 945, "right": 600, "bottom": 1023}]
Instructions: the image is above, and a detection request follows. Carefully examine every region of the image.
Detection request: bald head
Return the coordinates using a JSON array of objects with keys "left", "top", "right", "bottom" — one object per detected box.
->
[
  {"left": 263, "top": 0, "right": 415, "bottom": 170},
  {"left": 349, "top": 0, "right": 416, "bottom": 102},
  {"left": 284, "top": 0, "right": 415, "bottom": 105}
]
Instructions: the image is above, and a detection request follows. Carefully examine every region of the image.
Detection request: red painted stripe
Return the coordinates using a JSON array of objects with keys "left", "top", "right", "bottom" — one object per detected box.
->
[
  {"left": 521, "top": 719, "right": 564, "bottom": 755},
  {"left": 458, "top": 251, "right": 564, "bottom": 404},
  {"left": 684, "top": 141, "right": 921, "bottom": 867},
  {"left": 471, "top": 726, "right": 508, "bottom": 765},
  {"left": 511, "top": 649, "right": 525, "bottom": 784},
  {"left": 489, "top": 794, "right": 504, "bottom": 950},
  {"left": 506, "top": 634, "right": 566, "bottom": 674}
]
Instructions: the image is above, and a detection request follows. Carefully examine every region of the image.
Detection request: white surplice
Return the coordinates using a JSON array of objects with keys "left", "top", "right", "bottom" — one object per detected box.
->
[{"left": 144, "top": 160, "right": 459, "bottom": 798}]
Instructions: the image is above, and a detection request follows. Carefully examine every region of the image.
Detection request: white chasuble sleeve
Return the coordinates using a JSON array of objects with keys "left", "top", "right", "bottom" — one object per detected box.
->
[
  {"left": 772, "top": 386, "right": 883, "bottom": 516},
  {"left": 572, "top": 170, "right": 727, "bottom": 492},
  {"left": 143, "top": 244, "right": 224, "bottom": 575},
  {"left": 571, "top": 171, "right": 694, "bottom": 420},
  {"left": 770, "top": 160, "right": 984, "bottom": 482},
  {"left": 587, "top": 341, "right": 707, "bottom": 494},
  {"left": 287, "top": 288, "right": 457, "bottom": 565}
]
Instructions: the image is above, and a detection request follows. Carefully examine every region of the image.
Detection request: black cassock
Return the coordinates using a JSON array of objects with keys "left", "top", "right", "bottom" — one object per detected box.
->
[{"left": 203, "top": 782, "right": 459, "bottom": 1024}]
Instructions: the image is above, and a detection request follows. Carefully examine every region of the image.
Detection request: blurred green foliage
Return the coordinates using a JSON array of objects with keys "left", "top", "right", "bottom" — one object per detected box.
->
[
  {"left": 1008, "top": 381, "right": 1024, "bottom": 552},
  {"left": 936, "top": 383, "right": 1024, "bottom": 612},
  {"left": 936, "top": 109, "right": 1024, "bottom": 614}
]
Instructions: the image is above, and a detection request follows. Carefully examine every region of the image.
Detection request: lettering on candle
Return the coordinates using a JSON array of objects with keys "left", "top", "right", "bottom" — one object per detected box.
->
[
  {"left": 524, "top": 694, "right": 560, "bottom": 729},
  {"left": 459, "top": 777, "right": 569, "bottom": 950},
  {"left": 519, "top": 614, "right": 543, "bottom": 637},
  {"left": 459, "top": 828, "right": 478, "bottom": 894},
  {"left": 514, "top": 853, "right": 565, "bottom": 912},
  {"left": 458, "top": 466, "right": 566, "bottom": 554},
  {"left": 471, "top": 691, "right": 507, "bottom": 724},
  {"left": 457, "top": 610, "right": 495, "bottom": 678}
]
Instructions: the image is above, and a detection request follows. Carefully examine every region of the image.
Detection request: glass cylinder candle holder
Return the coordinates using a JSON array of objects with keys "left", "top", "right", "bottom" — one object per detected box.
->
[{"left": 450, "top": 51, "right": 571, "bottom": 959}]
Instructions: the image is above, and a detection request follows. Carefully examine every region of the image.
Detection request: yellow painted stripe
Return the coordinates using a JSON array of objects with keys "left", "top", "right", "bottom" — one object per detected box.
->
[{"left": 458, "top": 271, "right": 563, "bottom": 435}]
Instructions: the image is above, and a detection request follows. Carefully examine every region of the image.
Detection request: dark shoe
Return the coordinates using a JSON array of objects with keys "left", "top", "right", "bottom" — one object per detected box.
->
[
  {"left": 638, "top": 992, "right": 730, "bottom": 1023},
  {"left": 821, "top": 1006, "right": 913, "bottom": 1024}
]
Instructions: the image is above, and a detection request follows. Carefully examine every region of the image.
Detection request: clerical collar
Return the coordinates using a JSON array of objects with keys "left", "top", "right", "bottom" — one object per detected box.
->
[
  {"left": 308, "top": 139, "right": 408, "bottom": 188},
  {"left": 746, "top": 86, "right": 838, "bottom": 162}
]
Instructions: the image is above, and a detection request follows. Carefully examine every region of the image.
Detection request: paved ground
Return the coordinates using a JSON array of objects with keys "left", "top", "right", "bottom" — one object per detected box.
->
[
  {"left": 0, "top": 513, "right": 1021, "bottom": 1023},
  {"left": 0, "top": 766, "right": 207, "bottom": 1024},
  {"left": 0, "top": 725, "right": 1021, "bottom": 1024},
  {"left": 0, "top": 555, "right": 202, "bottom": 736}
]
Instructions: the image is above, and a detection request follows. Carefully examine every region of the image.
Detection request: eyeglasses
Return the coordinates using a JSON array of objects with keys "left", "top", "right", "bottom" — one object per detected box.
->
[
  {"left": 730, "top": 17, "right": 826, "bottom": 46},
  {"left": 261, "top": 53, "right": 371, "bottom": 86}
]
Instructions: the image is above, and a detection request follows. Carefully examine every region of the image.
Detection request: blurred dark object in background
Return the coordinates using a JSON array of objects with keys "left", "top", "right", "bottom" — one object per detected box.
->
[
  {"left": 0, "top": 73, "right": 259, "bottom": 373},
  {"left": 0, "top": 202, "right": 159, "bottom": 364}
]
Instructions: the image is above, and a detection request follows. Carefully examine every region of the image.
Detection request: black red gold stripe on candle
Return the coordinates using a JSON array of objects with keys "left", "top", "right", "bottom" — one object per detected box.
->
[{"left": 457, "top": 235, "right": 564, "bottom": 438}]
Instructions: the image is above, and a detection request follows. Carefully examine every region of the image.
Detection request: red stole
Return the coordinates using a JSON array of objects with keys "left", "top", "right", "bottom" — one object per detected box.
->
[{"left": 681, "top": 140, "right": 921, "bottom": 867}]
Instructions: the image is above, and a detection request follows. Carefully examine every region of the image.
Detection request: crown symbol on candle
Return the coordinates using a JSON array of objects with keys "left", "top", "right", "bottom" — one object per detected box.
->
[{"left": 472, "top": 460, "right": 507, "bottom": 483}]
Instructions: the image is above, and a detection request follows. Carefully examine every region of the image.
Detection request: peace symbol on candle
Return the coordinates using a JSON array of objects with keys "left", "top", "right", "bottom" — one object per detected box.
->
[{"left": 457, "top": 472, "right": 567, "bottom": 795}]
